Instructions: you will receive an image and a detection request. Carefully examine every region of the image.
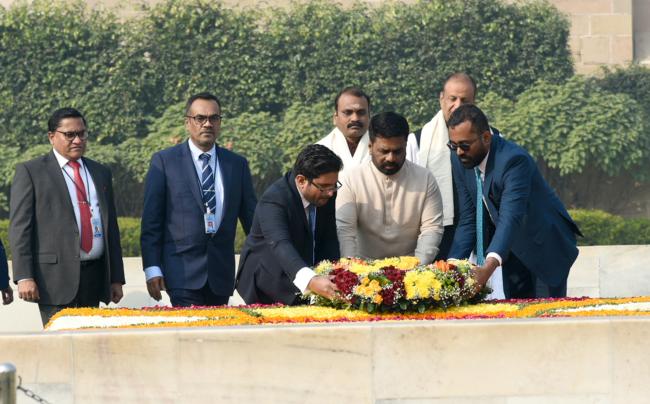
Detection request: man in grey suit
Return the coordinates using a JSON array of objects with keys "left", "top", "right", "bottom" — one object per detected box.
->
[{"left": 9, "top": 108, "right": 125, "bottom": 325}]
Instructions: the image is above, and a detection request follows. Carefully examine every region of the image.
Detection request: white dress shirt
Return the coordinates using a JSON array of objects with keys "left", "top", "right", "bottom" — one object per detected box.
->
[{"left": 52, "top": 149, "right": 104, "bottom": 260}]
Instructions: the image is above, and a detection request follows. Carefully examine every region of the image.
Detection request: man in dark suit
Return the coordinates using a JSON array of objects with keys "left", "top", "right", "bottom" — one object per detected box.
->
[
  {"left": 10, "top": 108, "right": 124, "bottom": 325},
  {"left": 141, "top": 92, "right": 257, "bottom": 307},
  {"left": 1, "top": 240, "right": 14, "bottom": 305},
  {"left": 236, "top": 144, "right": 342, "bottom": 305},
  {"left": 447, "top": 104, "right": 581, "bottom": 298}
]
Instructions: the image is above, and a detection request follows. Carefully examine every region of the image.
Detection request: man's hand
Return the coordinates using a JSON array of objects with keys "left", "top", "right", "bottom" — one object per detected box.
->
[
  {"left": 146, "top": 276, "right": 166, "bottom": 301},
  {"left": 18, "top": 279, "right": 39, "bottom": 302},
  {"left": 2, "top": 286, "right": 13, "bottom": 305},
  {"left": 471, "top": 256, "right": 500, "bottom": 294},
  {"left": 307, "top": 275, "right": 339, "bottom": 300},
  {"left": 110, "top": 283, "right": 124, "bottom": 304}
]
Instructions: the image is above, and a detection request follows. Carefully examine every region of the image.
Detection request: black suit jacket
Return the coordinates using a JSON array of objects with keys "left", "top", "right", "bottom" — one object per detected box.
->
[
  {"left": 0, "top": 240, "right": 8, "bottom": 290},
  {"left": 236, "top": 172, "right": 340, "bottom": 305},
  {"left": 9, "top": 152, "right": 125, "bottom": 305}
]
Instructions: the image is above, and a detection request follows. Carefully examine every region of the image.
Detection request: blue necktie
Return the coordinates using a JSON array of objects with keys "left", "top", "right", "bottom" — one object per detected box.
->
[
  {"left": 199, "top": 153, "right": 216, "bottom": 214},
  {"left": 475, "top": 167, "right": 485, "bottom": 266},
  {"left": 308, "top": 204, "right": 316, "bottom": 265}
]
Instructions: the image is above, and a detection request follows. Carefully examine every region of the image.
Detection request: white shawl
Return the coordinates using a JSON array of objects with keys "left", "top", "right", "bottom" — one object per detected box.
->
[
  {"left": 416, "top": 110, "right": 454, "bottom": 226},
  {"left": 317, "top": 128, "right": 370, "bottom": 181}
]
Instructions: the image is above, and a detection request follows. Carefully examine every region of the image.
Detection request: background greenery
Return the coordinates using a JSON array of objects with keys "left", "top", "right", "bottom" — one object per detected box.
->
[
  {"left": 1, "top": 209, "right": 648, "bottom": 259},
  {"left": 2, "top": 0, "right": 650, "bottom": 251}
]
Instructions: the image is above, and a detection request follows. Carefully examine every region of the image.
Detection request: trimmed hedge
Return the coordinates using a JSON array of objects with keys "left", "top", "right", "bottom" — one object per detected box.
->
[
  {"left": 0, "top": 218, "right": 247, "bottom": 259},
  {"left": 1, "top": 211, "right": 649, "bottom": 261}
]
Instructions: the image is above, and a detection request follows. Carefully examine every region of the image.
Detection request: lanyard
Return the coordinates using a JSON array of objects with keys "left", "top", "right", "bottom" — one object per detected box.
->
[{"left": 62, "top": 161, "right": 93, "bottom": 208}]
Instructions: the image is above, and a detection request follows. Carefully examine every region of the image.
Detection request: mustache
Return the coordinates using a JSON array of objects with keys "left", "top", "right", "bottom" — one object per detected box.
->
[{"left": 347, "top": 121, "right": 363, "bottom": 128}]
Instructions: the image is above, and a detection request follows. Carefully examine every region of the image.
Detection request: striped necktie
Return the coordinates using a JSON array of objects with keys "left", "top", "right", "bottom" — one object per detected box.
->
[
  {"left": 199, "top": 153, "right": 216, "bottom": 214},
  {"left": 475, "top": 167, "right": 485, "bottom": 266}
]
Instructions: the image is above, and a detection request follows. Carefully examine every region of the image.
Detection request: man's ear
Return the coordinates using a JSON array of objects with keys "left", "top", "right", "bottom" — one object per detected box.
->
[
  {"left": 47, "top": 132, "right": 55, "bottom": 145},
  {"left": 295, "top": 174, "right": 308, "bottom": 185}
]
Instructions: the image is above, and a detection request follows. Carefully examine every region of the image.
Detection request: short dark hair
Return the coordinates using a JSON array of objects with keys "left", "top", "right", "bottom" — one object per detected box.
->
[
  {"left": 47, "top": 108, "right": 86, "bottom": 132},
  {"left": 441, "top": 72, "right": 477, "bottom": 97},
  {"left": 334, "top": 87, "right": 371, "bottom": 111},
  {"left": 293, "top": 144, "right": 343, "bottom": 180},
  {"left": 368, "top": 112, "right": 410, "bottom": 142},
  {"left": 185, "top": 92, "right": 222, "bottom": 115},
  {"left": 446, "top": 104, "right": 490, "bottom": 135}
]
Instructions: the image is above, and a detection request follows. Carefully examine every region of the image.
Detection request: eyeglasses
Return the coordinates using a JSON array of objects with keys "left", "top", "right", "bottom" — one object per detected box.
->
[
  {"left": 447, "top": 138, "right": 478, "bottom": 152},
  {"left": 310, "top": 180, "right": 343, "bottom": 193},
  {"left": 186, "top": 114, "right": 222, "bottom": 126},
  {"left": 56, "top": 130, "right": 88, "bottom": 141}
]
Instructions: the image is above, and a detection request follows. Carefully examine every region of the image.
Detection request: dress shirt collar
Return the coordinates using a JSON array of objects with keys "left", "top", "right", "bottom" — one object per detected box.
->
[
  {"left": 52, "top": 148, "right": 85, "bottom": 170},
  {"left": 188, "top": 139, "right": 216, "bottom": 163},
  {"left": 477, "top": 151, "right": 490, "bottom": 176},
  {"left": 294, "top": 178, "right": 311, "bottom": 210}
]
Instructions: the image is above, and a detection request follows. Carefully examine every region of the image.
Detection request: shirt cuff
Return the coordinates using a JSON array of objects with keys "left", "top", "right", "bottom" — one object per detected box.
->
[
  {"left": 144, "top": 266, "right": 164, "bottom": 281},
  {"left": 486, "top": 252, "right": 502, "bottom": 266},
  {"left": 293, "top": 267, "right": 317, "bottom": 294}
]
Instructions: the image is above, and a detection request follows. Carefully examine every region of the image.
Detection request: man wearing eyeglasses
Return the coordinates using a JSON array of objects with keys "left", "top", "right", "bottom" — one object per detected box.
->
[
  {"left": 447, "top": 104, "right": 581, "bottom": 298},
  {"left": 236, "top": 145, "right": 343, "bottom": 305},
  {"left": 336, "top": 112, "right": 444, "bottom": 264},
  {"left": 141, "top": 92, "right": 257, "bottom": 307},
  {"left": 9, "top": 107, "right": 125, "bottom": 325}
]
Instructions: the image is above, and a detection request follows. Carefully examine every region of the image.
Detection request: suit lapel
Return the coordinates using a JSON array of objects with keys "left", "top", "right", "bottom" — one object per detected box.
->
[
  {"left": 180, "top": 141, "right": 206, "bottom": 212},
  {"left": 216, "top": 146, "right": 231, "bottom": 224},
  {"left": 287, "top": 173, "right": 311, "bottom": 236},
  {"left": 483, "top": 136, "right": 499, "bottom": 222},
  {"left": 83, "top": 158, "right": 109, "bottom": 227},
  {"left": 46, "top": 152, "right": 77, "bottom": 225}
]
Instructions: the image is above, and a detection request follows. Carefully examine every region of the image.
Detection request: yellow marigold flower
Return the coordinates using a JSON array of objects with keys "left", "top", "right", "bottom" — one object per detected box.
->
[
  {"left": 373, "top": 294, "right": 383, "bottom": 304},
  {"left": 404, "top": 270, "right": 441, "bottom": 300},
  {"left": 314, "top": 260, "right": 333, "bottom": 275},
  {"left": 396, "top": 256, "right": 420, "bottom": 270},
  {"left": 349, "top": 262, "right": 373, "bottom": 275}
]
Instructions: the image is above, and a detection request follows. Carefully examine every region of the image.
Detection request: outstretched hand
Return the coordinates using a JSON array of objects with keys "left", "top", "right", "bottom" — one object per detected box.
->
[
  {"left": 307, "top": 275, "right": 339, "bottom": 300},
  {"left": 471, "top": 257, "right": 500, "bottom": 294}
]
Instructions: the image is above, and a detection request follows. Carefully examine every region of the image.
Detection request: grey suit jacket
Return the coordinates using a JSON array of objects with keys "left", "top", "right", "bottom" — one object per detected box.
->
[{"left": 9, "top": 151, "right": 125, "bottom": 305}]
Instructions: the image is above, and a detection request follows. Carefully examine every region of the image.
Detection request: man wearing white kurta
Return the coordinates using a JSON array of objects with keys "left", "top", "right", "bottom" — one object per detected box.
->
[
  {"left": 336, "top": 112, "right": 444, "bottom": 265},
  {"left": 414, "top": 73, "right": 504, "bottom": 298},
  {"left": 318, "top": 87, "right": 417, "bottom": 181}
]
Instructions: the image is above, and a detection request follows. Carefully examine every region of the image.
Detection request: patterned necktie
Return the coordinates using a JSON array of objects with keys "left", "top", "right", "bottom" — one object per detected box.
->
[
  {"left": 68, "top": 160, "right": 92, "bottom": 253},
  {"left": 474, "top": 167, "right": 485, "bottom": 266},
  {"left": 199, "top": 153, "right": 216, "bottom": 214},
  {"left": 308, "top": 204, "right": 316, "bottom": 265}
]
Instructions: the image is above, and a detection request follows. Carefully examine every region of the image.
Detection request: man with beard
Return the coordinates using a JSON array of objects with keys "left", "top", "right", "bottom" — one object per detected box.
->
[
  {"left": 413, "top": 73, "right": 478, "bottom": 260},
  {"left": 317, "top": 87, "right": 418, "bottom": 180},
  {"left": 447, "top": 104, "right": 581, "bottom": 298},
  {"left": 336, "top": 112, "right": 444, "bottom": 264},
  {"left": 236, "top": 145, "right": 342, "bottom": 304},
  {"left": 141, "top": 92, "right": 257, "bottom": 306}
]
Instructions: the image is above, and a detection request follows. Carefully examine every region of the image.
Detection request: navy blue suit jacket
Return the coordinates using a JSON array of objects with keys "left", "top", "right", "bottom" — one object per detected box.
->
[
  {"left": 236, "top": 172, "right": 340, "bottom": 305},
  {"left": 141, "top": 141, "right": 257, "bottom": 296},
  {"left": 0, "top": 240, "right": 8, "bottom": 290},
  {"left": 449, "top": 134, "right": 581, "bottom": 287}
]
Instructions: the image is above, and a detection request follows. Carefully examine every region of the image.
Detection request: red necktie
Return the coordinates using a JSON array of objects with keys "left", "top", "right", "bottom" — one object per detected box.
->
[{"left": 68, "top": 160, "right": 92, "bottom": 253}]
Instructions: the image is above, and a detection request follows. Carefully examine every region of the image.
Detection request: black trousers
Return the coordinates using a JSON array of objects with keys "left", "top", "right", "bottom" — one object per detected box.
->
[
  {"left": 167, "top": 281, "right": 229, "bottom": 307},
  {"left": 39, "top": 259, "right": 105, "bottom": 326}
]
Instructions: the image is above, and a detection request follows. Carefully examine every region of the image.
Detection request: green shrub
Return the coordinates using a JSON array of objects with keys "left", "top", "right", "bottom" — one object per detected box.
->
[
  {"left": 569, "top": 209, "right": 650, "bottom": 246},
  {"left": 0, "top": 217, "right": 248, "bottom": 260}
]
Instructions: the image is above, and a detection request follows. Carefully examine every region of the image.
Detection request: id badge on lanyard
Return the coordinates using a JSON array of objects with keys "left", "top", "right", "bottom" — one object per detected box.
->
[{"left": 204, "top": 205, "right": 217, "bottom": 234}]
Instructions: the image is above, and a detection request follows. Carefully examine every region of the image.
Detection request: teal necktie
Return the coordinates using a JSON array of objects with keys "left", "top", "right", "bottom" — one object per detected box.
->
[{"left": 475, "top": 167, "right": 485, "bottom": 266}]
